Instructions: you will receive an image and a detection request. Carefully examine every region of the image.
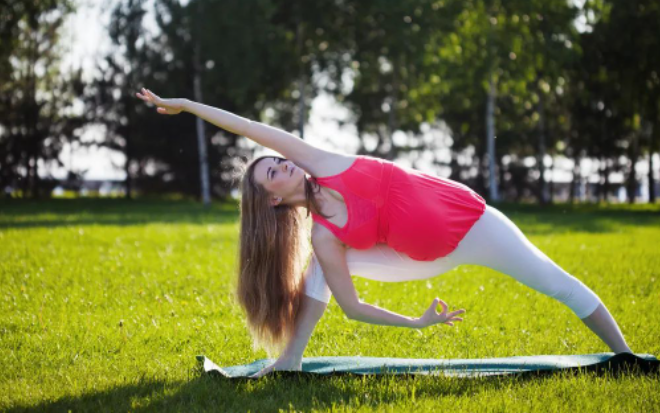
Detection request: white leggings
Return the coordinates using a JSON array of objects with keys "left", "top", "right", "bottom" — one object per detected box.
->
[{"left": 304, "top": 205, "right": 602, "bottom": 319}]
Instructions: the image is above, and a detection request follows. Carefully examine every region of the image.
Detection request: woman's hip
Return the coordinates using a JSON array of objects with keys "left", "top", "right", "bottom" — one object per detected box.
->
[{"left": 343, "top": 205, "right": 533, "bottom": 281}]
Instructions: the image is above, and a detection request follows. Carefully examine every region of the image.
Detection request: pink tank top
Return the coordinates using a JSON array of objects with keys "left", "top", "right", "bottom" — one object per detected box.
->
[{"left": 310, "top": 155, "right": 486, "bottom": 261}]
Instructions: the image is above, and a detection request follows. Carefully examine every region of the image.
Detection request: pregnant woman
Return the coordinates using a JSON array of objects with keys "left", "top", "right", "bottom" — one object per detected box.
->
[{"left": 136, "top": 88, "right": 631, "bottom": 378}]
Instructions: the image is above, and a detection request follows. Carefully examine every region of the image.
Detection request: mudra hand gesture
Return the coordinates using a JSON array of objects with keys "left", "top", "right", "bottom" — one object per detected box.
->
[
  {"left": 135, "top": 87, "right": 184, "bottom": 115},
  {"left": 416, "top": 298, "right": 465, "bottom": 328}
]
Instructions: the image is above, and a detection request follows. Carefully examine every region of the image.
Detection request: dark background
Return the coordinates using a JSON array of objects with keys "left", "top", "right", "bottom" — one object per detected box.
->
[{"left": 1, "top": 0, "right": 658, "bottom": 204}]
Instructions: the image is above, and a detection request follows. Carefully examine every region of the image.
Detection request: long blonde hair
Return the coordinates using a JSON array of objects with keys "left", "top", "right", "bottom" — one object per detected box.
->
[{"left": 236, "top": 155, "right": 329, "bottom": 356}]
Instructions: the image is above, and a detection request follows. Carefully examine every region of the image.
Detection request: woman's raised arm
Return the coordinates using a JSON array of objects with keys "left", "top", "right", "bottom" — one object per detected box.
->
[{"left": 135, "top": 88, "right": 333, "bottom": 175}]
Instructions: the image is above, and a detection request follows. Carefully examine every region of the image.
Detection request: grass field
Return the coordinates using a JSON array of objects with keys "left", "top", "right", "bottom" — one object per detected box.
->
[{"left": 1, "top": 199, "right": 659, "bottom": 412}]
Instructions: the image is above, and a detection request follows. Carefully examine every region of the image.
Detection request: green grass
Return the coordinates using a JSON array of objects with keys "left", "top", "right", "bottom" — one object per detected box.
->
[{"left": 1, "top": 199, "right": 659, "bottom": 412}]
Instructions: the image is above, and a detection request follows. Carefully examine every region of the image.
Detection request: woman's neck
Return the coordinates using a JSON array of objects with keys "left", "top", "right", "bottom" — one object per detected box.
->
[{"left": 287, "top": 182, "right": 333, "bottom": 216}]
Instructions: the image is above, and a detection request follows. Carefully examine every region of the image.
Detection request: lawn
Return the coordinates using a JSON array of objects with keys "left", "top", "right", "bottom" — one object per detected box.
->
[{"left": 1, "top": 199, "right": 659, "bottom": 412}]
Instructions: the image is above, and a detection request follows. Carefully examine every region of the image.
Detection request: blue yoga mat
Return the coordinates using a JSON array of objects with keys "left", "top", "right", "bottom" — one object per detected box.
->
[{"left": 197, "top": 352, "right": 659, "bottom": 379}]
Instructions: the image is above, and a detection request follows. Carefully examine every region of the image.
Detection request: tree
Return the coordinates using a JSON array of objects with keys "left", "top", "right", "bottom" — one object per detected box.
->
[
  {"left": 582, "top": 0, "right": 660, "bottom": 203},
  {"left": 0, "top": 0, "right": 84, "bottom": 198},
  {"left": 86, "top": 0, "right": 165, "bottom": 199}
]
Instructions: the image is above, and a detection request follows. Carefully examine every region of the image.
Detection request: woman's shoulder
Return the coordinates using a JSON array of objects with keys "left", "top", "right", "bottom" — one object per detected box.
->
[{"left": 310, "top": 153, "right": 360, "bottom": 179}]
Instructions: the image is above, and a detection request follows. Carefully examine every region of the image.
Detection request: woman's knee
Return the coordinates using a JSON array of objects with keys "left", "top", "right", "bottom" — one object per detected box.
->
[{"left": 552, "top": 276, "right": 602, "bottom": 317}]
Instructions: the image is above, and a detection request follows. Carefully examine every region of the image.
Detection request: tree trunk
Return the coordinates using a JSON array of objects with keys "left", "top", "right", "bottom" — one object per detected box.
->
[
  {"left": 486, "top": 74, "right": 499, "bottom": 201},
  {"left": 474, "top": 141, "right": 487, "bottom": 196},
  {"left": 498, "top": 154, "right": 506, "bottom": 201},
  {"left": 448, "top": 149, "right": 460, "bottom": 182},
  {"left": 298, "top": 75, "right": 306, "bottom": 140},
  {"left": 123, "top": 107, "right": 133, "bottom": 200},
  {"left": 387, "top": 94, "right": 396, "bottom": 159},
  {"left": 31, "top": 154, "right": 41, "bottom": 199},
  {"left": 570, "top": 153, "right": 580, "bottom": 204},
  {"left": 596, "top": 157, "right": 603, "bottom": 202},
  {"left": 26, "top": 35, "right": 38, "bottom": 199},
  {"left": 537, "top": 89, "right": 547, "bottom": 204},
  {"left": 626, "top": 132, "right": 639, "bottom": 204},
  {"left": 647, "top": 119, "right": 656, "bottom": 203},
  {"left": 20, "top": 154, "right": 29, "bottom": 198},
  {"left": 193, "top": 46, "right": 211, "bottom": 206},
  {"left": 296, "top": 20, "right": 306, "bottom": 140},
  {"left": 124, "top": 153, "right": 132, "bottom": 200},
  {"left": 548, "top": 156, "right": 554, "bottom": 204},
  {"left": 603, "top": 158, "right": 611, "bottom": 202},
  {"left": 385, "top": 57, "right": 400, "bottom": 161},
  {"left": 649, "top": 152, "right": 656, "bottom": 203},
  {"left": 27, "top": 155, "right": 35, "bottom": 199}
]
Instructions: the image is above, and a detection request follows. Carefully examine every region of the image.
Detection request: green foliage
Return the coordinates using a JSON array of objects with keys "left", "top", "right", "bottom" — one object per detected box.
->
[
  {"left": 2, "top": 0, "right": 659, "bottom": 203},
  {"left": 577, "top": 0, "right": 660, "bottom": 202},
  {"left": 0, "top": 0, "right": 83, "bottom": 198},
  {"left": 1, "top": 199, "right": 659, "bottom": 411}
]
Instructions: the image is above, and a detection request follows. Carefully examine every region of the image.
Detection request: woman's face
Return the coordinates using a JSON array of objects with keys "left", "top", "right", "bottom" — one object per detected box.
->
[{"left": 253, "top": 157, "right": 305, "bottom": 206}]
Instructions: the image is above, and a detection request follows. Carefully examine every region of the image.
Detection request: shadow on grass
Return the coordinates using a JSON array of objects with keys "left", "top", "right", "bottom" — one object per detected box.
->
[
  {"left": 0, "top": 198, "right": 240, "bottom": 230},
  {"left": 8, "top": 360, "right": 658, "bottom": 413},
  {"left": 0, "top": 199, "right": 658, "bottom": 234},
  {"left": 493, "top": 202, "right": 660, "bottom": 235}
]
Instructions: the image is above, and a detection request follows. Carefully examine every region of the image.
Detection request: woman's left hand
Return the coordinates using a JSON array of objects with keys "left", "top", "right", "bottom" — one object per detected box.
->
[
  {"left": 135, "top": 88, "right": 185, "bottom": 115},
  {"left": 415, "top": 297, "right": 465, "bottom": 329}
]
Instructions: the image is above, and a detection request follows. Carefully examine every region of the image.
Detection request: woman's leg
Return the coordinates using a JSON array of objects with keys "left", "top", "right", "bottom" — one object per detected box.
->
[
  {"left": 303, "top": 244, "right": 459, "bottom": 303},
  {"left": 449, "top": 205, "right": 631, "bottom": 353},
  {"left": 345, "top": 244, "right": 459, "bottom": 282},
  {"left": 580, "top": 304, "right": 631, "bottom": 353},
  {"left": 304, "top": 205, "right": 631, "bottom": 352}
]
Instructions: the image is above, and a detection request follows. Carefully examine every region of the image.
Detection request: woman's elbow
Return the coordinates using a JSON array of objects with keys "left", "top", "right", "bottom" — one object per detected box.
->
[{"left": 341, "top": 302, "right": 362, "bottom": 320}]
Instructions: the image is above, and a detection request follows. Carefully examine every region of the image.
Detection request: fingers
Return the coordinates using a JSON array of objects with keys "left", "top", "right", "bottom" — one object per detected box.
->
[
  {"left": 136, "top": 87, "right": 171, "bottom": 115},
  {"left": 448, "top": 309, "right": 466, "bottom": 318},
  {"left": 135, "top": 88, "right": 158, "bottom": 103},
  {"left": 437, "top": 298, "right": 448, "bottom": 313},
  {"left": 444, "top": 315, "right": 463, "bottom": 326},
  {"left": 444, "top": 316, "right": 464, "bottom": 327},
  {"left": 136, "top": 90, "right": 154, "bottom": 104},
  {"left": 436, "top": 303, "right": 465, "bottom": 326},
  {"left": 145, "top": 88, "right": 161, "bottom": 102}
]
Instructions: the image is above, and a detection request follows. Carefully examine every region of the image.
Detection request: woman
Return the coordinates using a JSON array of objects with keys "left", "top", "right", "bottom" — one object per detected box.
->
[{"left": 136, "top": 88, "right": 632, "bottom": 378}]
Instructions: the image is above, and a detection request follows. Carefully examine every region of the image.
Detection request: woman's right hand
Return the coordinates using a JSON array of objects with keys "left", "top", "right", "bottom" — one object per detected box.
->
[
  {"left": 135, "top": 88, "right": 185, "bottom": 115},
  {"left": 249, "top": 356, "right": 302, "bottom": 378},
  {"left": 415, "top": 297, "right": 465, "bottom": 329}
]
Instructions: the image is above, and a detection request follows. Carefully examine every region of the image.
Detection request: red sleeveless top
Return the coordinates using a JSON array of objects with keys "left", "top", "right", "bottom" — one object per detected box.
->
[{"left": 310, "top": 155, "right": 486, "bottom": 261}]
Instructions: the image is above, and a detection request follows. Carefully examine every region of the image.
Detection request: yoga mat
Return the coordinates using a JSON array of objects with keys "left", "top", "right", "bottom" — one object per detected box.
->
[{"left": 197, "top": 352, "right": 659, "bottom": 379}]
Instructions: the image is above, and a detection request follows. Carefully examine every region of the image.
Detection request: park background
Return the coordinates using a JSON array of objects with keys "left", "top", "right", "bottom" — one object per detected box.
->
[
  {"left": 1, "top": 0, "right": 659, "bottom": 412},
  {"left": 1, "top": 0, "right": 659, "bottom": 203}
]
